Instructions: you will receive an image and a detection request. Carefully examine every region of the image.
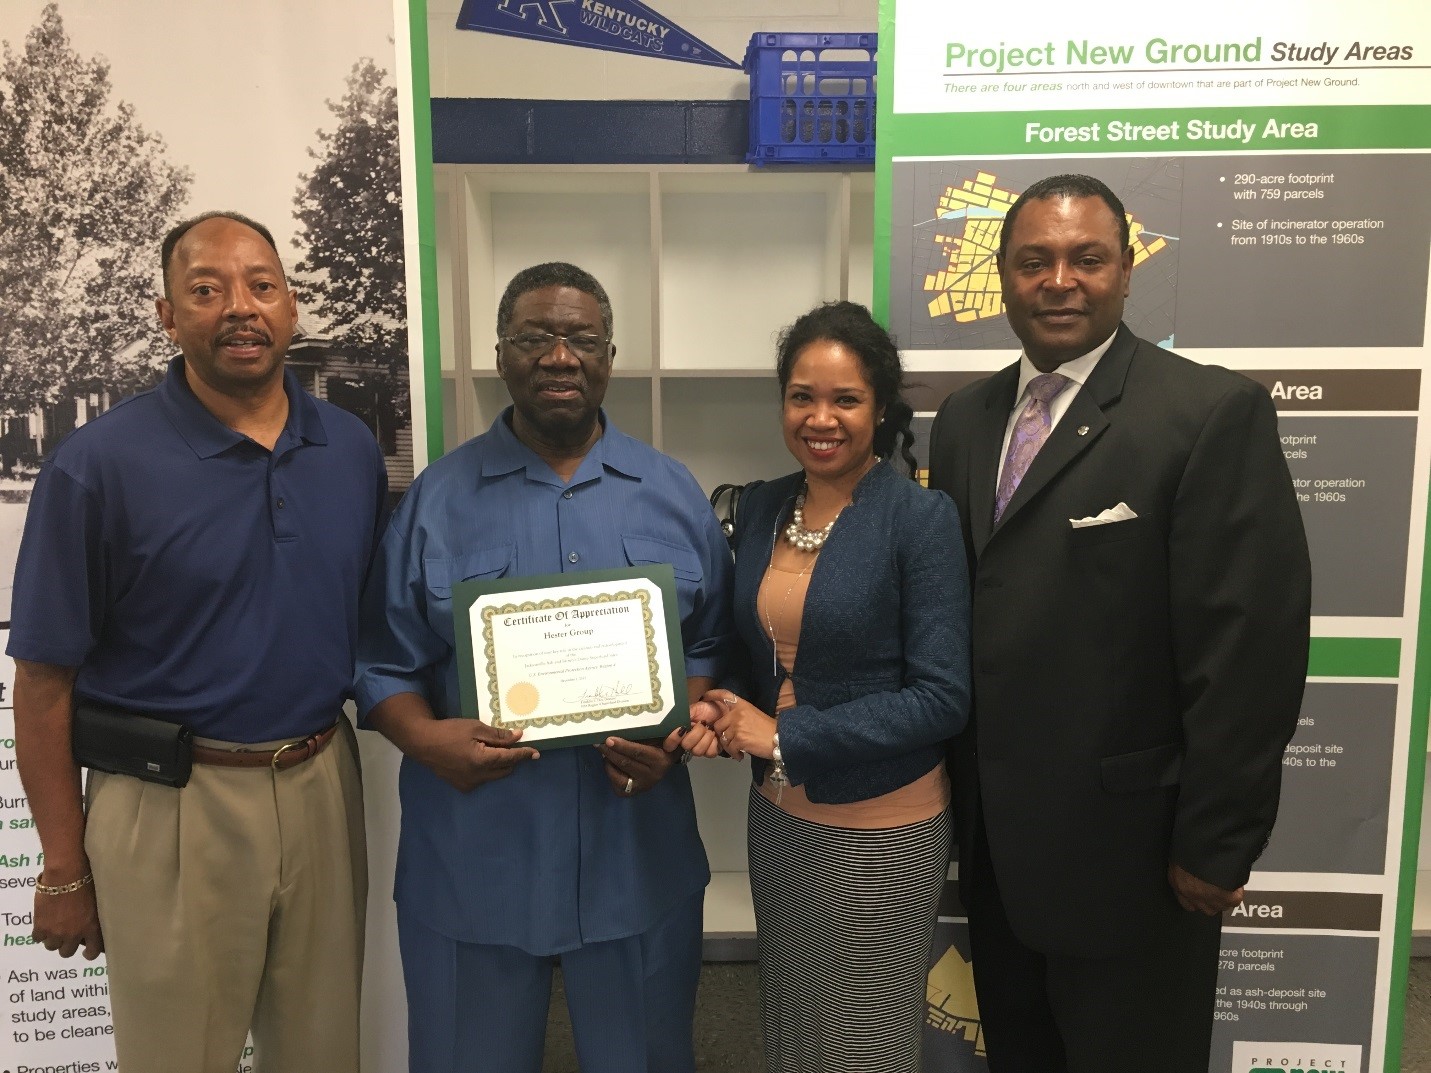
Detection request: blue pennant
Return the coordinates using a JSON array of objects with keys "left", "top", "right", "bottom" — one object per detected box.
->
[{"left": 456, "top": 0, "right": 742, "bottom": 70}]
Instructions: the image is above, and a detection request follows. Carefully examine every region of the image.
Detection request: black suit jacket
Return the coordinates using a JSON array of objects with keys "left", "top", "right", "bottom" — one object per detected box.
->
[{"left": 928, "top": 325, "right": 1311, "bottom": 959}]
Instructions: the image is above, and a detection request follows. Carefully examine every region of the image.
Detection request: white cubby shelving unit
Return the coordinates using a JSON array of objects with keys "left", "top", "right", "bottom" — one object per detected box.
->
[{"left": 432, "top": 164, "right": 876, "bottom": 954}]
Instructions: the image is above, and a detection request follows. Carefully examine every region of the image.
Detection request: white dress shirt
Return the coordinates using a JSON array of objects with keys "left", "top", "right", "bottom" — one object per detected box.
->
[{"left": 995, "top": 332, "right": 1118, "bottom": 487}]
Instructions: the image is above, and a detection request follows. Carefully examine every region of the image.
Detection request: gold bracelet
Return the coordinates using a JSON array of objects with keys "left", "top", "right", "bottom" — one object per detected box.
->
[{"left": 36, "top": 873, "right": 93, "bottom": 896}]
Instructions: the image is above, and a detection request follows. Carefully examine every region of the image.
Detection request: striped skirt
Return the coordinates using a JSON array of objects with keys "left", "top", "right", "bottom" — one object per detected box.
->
[{"left": 747, "top": 786, "right": 952, "bottom": 1073}]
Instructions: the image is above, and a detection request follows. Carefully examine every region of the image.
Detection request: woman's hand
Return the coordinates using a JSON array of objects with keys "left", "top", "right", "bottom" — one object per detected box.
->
[
  {"left": 681, "top": 699, "right": 726, "bottom": 758},
  {"left": 701, "top": 689, "right": 778, "bottom": 761}
]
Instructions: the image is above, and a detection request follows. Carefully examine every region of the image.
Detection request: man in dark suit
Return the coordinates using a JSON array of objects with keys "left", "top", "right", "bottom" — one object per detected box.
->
[{"left": 927, "top": 174, "right": 1311, "bottom": 1072}]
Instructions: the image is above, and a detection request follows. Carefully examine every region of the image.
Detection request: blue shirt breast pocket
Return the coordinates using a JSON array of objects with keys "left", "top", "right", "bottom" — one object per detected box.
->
[
  {"left": 422, "top": 543, "right": 516, "bottom": 640},
  {"left": 622, "top": 534, "right": 703, "bottom": 625}
]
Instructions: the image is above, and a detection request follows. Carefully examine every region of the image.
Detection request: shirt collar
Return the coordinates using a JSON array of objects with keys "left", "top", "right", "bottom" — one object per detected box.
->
[
  {"left": 486, "top": 406, "right": 655, "bottom": 486},
  {"left": 1014, "top": 330, "right": 1117, "bottom": 403},
  {"left": 157, "top": 354, "right": 328, "bottom": 459},
  {"left": 482, "top": 407, "right": 649, "bottom": 483}
]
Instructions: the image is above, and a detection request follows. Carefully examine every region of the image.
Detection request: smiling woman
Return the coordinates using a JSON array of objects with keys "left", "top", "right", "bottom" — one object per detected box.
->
[
  {"left": 684, "top": 300, "right": 971, "bottom": 1073},
  {"left": 779, "top": 340, "right": 881, "bottom": 490}
]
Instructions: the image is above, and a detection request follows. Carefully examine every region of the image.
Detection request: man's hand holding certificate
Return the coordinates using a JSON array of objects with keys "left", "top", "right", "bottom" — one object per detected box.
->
[{"left": 452, "top": 565, "right": 688, "bottom": 749}]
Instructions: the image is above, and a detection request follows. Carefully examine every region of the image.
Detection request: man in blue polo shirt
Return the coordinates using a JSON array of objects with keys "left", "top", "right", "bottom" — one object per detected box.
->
[
  {"left": 356, "top": 261, "right": 733, "bottom": 1073},
  {"left": 9, "top": 212, "right": 387, "bottom": 1073}
]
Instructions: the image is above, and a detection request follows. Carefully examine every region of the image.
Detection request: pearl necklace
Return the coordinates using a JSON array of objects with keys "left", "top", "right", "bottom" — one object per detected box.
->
[{"left": 783, "top": 493, "right": 839, "bottom": 551}]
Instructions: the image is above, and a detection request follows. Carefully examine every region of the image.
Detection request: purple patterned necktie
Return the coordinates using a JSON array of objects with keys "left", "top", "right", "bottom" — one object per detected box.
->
[{"left": 994, "top": 372, "right": 1071, "bottom": 522}]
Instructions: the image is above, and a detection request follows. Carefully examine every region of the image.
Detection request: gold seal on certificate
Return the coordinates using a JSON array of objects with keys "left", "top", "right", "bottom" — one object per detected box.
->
[{"left": 451, "top": 565, "right": 688, "bottom": 748}]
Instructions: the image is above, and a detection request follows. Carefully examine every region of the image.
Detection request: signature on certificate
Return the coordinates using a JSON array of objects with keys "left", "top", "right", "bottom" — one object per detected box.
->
[{"left": 568, "top": 681, "right": 637, "bottom": 705}]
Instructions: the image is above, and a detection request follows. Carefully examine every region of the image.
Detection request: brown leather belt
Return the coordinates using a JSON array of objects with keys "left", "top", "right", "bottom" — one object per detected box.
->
[{"left": 192, "top": 723, "right": 339, "bottom": 771}]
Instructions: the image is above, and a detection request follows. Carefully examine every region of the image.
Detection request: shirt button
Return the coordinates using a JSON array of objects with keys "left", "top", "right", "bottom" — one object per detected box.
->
[
  {"left": 563, "top": 490, "right": 573, "bottom": 499},
  {"left": 276, "top": 497, "right": 285, "bottom": 509},
  {"left": 568, "top": 552, "right": 579, "bottom": 564}
]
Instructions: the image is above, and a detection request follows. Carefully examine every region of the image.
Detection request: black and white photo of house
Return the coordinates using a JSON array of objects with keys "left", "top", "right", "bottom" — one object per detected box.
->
[{"left": 0, "top": 0, "right": 420, "bottom": 618}]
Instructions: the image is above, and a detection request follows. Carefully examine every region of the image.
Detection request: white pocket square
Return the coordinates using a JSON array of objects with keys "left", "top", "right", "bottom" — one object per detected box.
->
[{"left": 1069, "top": 502, "right": 1138, "bottom": 528}]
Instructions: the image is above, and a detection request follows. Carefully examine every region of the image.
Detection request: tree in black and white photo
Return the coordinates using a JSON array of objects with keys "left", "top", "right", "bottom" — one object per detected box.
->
[
  {"left": 0, "top": 3, "right": 190, "bottom": 421},
  {"left": 293, "top": 56, "right": 408, "bottom": 436}
]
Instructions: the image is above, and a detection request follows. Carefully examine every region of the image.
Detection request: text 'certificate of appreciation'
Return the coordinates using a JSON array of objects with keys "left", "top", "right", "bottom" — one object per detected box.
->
[{"left": 451, "top": 565, "right": 688, "bottom": 748}]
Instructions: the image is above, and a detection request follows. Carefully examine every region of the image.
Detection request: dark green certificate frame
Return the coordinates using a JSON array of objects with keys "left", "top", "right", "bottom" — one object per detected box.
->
[{"left": 452, "top": 564, "right": 689, "bottom": 749}]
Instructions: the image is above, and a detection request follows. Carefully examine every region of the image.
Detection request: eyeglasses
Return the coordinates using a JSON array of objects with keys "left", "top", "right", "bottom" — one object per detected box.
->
[{"left": 501, "top": 331, "right": 610, "bottom": 357}]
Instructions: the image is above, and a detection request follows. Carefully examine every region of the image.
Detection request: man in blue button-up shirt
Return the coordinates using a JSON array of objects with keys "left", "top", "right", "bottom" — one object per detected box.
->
[{"left": 356, "top": 262, "right": 733, "bottom": 1073}]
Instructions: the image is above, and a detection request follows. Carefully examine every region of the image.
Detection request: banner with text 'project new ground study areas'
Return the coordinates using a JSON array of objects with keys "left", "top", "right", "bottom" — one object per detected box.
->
[{"left": 878, "top": 3, "right": 1431, "bottom": 1070}]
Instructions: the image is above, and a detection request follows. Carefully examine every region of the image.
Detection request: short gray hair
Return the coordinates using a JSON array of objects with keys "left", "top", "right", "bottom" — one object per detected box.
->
[{"left": 496, "top": 262, "right": 613, "bottom": 339}]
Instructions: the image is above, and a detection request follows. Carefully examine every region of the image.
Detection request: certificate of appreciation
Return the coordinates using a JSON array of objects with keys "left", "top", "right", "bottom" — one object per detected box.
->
[{"left": 451, "top": 565, "right": 688, "bottom": 748}]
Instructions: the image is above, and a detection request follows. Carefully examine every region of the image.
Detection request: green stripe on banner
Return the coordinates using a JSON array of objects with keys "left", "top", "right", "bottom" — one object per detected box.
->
[
  {"left": 1387, "top": 493, "right": 1431, "bottom": 1070},
  {"left": 886, "top": 104, "right": 1431, "bottom": 158},
  {"left": 872, "top": 1, "right": 897, "bottom": 327},
  {"left": 407, "top": 0, "right": 445, "bottom": 464},
  {"left": 1306, "top": 637, "right": 1401, "bottom": 678}
]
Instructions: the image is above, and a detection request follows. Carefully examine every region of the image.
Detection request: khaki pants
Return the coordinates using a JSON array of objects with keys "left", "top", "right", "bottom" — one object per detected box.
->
[{"left": 86, "top": 719, "right": 366, "bottom": 1073}]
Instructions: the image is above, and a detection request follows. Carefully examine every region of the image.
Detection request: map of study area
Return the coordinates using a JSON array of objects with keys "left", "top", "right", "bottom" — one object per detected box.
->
[{"left": 887, "top": 155, "right": 1431, "bottom": 352}]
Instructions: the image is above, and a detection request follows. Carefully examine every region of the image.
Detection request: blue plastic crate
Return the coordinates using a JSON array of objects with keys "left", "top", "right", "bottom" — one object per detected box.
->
[{"left": 743, "top": 32, "right": 876, "bottom": 166}]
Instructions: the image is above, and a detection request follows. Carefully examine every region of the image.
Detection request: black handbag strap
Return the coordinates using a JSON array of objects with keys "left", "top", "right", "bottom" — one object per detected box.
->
[{"left": 709, "top": 483, "right": 745, "bottom": 547}]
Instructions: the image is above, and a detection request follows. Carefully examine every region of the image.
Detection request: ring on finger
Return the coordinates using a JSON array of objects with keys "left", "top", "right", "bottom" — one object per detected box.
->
[
  {"left": 623, "top": 776, "right": 635, "bottom": 795},
  {"left": 722, "top": 695, "right": 737, "bottom": 707}
]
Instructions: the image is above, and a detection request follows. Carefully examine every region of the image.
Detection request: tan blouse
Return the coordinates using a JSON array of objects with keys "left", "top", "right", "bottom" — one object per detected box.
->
[{"left": 754, "top": 540, "right": 950, "bottom": 829}]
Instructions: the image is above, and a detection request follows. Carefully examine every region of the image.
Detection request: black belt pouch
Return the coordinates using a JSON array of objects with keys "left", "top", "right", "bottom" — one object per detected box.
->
[{"left": 72, "top": 702, "right": 194, "bottom": 788}]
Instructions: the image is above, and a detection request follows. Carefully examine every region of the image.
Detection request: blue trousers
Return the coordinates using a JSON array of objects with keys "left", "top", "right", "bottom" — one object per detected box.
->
[{"left": 397, "top": 891, "right": 703, "bottom": 1073}]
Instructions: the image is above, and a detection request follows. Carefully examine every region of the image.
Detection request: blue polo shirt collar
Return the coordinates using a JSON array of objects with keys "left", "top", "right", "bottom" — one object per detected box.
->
[
  {"left": 482, "top": 407, "right": 648, "bottom": 483},
  {"left": 157, "top": 354, "right": 329, "bottom": 459}
]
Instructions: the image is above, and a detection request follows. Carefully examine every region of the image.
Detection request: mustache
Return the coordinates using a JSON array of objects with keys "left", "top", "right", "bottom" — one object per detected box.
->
[{"left": 216, "top": 327, "right": 273, "bottom": 346}]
